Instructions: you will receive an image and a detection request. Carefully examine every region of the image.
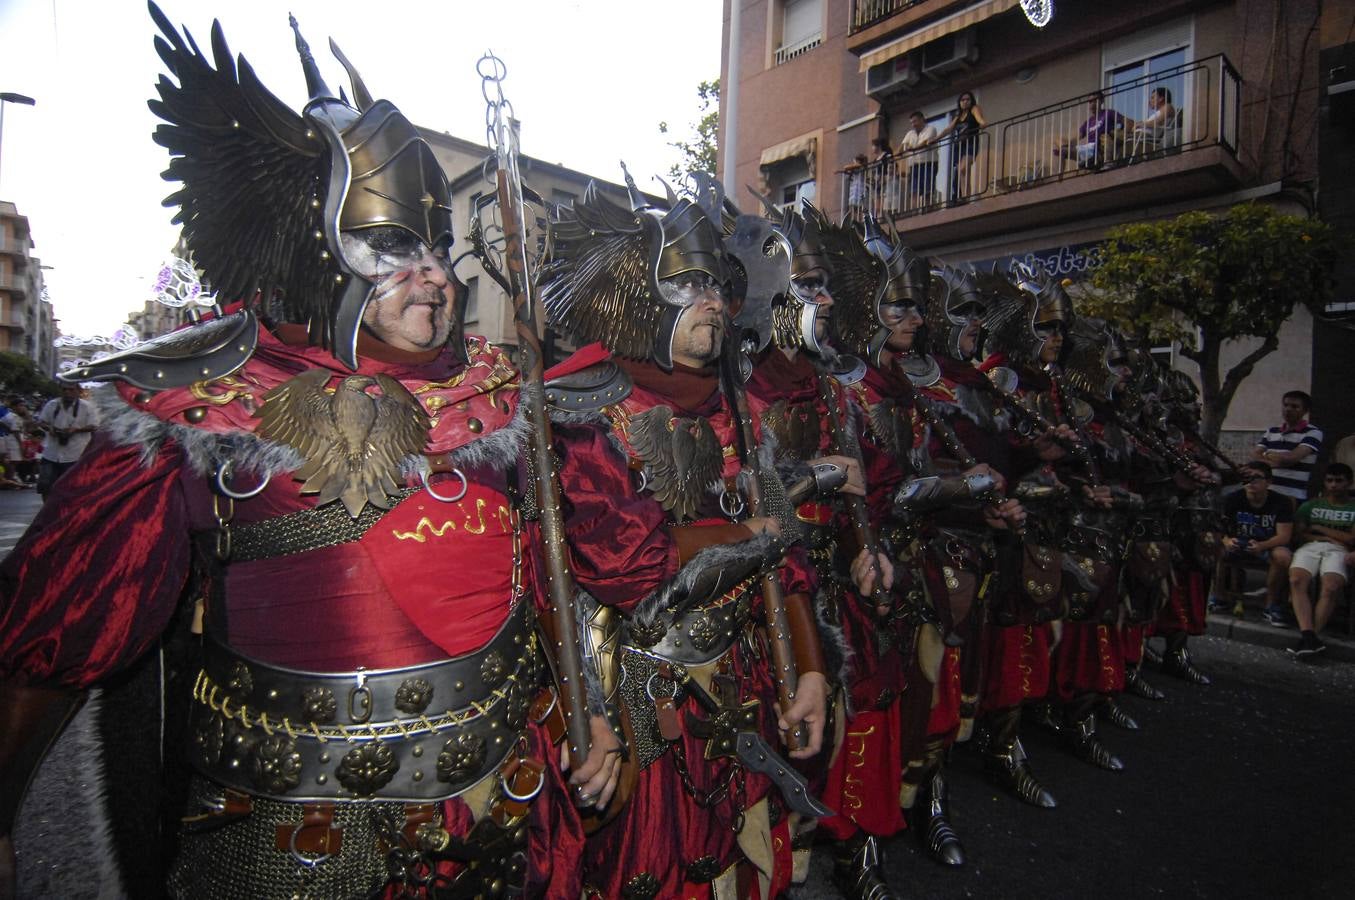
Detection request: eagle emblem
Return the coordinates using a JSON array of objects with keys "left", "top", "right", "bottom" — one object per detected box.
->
[
  {"left": 255, "top": 368, "right": 430, "bottom": 517},
  {"left": 627, "top": 405, "right": 723, "bottom": 523},
  {"left": 762, "top": 399, "right": 821, "bottom": 462}
]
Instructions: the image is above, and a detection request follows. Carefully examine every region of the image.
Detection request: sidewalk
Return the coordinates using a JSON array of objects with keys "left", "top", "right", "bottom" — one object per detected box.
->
[{"left": 1205, "top": 610, "right": 1355, "bottom": 663}]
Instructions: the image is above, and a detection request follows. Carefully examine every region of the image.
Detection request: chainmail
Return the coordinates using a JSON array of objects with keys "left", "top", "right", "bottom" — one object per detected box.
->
[
  {"left": 168, "top": 776, "right": 407, "bottom": 899},
  {"left": 749, "top": 466, "right": 804, "bottom": 545},
  {"left": 230, "top": 489, "right": 417, "bottom": 562},
  {"left": 618, "top": 650, "right": 683, "bottom": 769}
]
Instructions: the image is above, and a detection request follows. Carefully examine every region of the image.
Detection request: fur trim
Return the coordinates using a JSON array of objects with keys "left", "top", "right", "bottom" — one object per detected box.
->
[
  {"left": 814, "top": 588, "right": 853, "bottom": 703},
  {"left": 14, "top": 690, "right": 127, "bottom": 900},
  {"left": 92, "top": 385, "right": 302, "bottom": 478},
  {"left": 631, "top": 531, "right": 781, "bottom": 630}
]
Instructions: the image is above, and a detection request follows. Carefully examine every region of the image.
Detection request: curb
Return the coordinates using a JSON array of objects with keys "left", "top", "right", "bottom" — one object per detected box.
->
[{"left": 1205, "top": 612, "right": 1355, "bottom": 663}]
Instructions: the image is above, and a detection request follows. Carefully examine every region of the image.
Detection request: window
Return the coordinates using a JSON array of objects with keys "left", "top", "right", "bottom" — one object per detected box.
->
[
  {"left": 1102, "top": 17, "right": 1192, "bottom": 124},
  {"left": 464, "top": 276, "right": 479, "bottom": 324},
  {"left": 780, "top": 178, "right": 817, "bottom": 209},
  {"left": 765, "top": 153, "right": 816, "bottom": 212},
  {"left": 775, "top": 0, "right": 822, "bottom": 65},
  {"left": 551, "top": 188, "right": 577, "bottom": 209}
]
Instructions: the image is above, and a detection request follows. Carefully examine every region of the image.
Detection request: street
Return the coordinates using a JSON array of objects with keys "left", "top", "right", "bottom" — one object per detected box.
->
[
  {"left": 3, "top": 491, "right": 1352, "bottom": 900},
  {"left": 797, "top": 633, "right": 1355, "bottom": 899}
]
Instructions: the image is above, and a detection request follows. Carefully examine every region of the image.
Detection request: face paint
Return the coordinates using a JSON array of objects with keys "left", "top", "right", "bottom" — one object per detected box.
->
[{"left": 342, "top": 227, "right": 456, "bottom": 352}]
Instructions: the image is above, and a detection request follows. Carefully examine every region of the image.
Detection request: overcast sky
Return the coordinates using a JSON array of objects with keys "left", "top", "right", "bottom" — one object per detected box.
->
[{"left": 0, "top": 0, "right": 723, "bottom": 337}]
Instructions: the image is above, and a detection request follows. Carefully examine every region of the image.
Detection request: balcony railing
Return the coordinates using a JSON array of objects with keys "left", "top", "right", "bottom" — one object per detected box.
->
[
  {"left": 840, "top": 54, "right": 1241, "bottom": 224},
  {"left": 774, "top": 32, "right": 822, "bottom": 65},
  {"left": 851, "top": 0, "right": 917, "bottom": 34}
]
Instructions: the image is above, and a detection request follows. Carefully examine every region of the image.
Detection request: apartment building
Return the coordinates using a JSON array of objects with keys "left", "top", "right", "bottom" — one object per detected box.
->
[
  {"left": 0, "top": 200, "right": 57, "bottom": 376},
  {"left": 720, "top": 0, "right": 1338, "bottom": 447}
]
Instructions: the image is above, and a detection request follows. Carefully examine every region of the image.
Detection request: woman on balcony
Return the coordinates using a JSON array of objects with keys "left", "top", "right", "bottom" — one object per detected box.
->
[{"left": 937, "top": 91, "right": 985, "bottom": 203}]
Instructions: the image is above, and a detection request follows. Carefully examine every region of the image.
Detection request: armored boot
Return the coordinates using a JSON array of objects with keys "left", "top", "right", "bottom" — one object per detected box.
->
[
  {"left": 1125, "top": 665, "right": 1166, "bottom": 701},
  {"left": 1065, "top": 696, "right": 1124, "bottom": 772},
  {"left": 1162, "top": 634, "right": 1211, "bottom": 685},
  {"left": 1142, "top": 643, "right": 1164, "bottom": 666},
  {"left": 831, "top": 832, "right": 899, "bottom": 900},
  {"left": 1099, "top": 697, "right": 1140, "bottom": 730},
  {"left": 982, "top": 708, "right": 1056, "bottom": 809},
  {"left": 913, "top": 770, "right": 966, "bottom": 866},
  {"left": 1027, "top": 700, "right": 1065, "bottom": 736}
]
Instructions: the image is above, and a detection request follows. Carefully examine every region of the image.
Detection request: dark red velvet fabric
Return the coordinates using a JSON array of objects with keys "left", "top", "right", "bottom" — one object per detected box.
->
[
  {"left": 819, "top": 704, "right": 908, "bottom": 840},
  {"left": 1156, "top": 568, "right": 1207, "bottom": 636},
  {"left": 1051, "top": 621, "right": 1126, "bottom": 703},
  {"left": 980, "top": 622, "right": 1053, "bottom": 712}
]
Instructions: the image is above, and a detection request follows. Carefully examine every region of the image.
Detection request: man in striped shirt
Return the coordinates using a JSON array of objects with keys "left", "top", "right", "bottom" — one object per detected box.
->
[{"left": 1252, "top": 390, "right": 1323, "bottom": 502}]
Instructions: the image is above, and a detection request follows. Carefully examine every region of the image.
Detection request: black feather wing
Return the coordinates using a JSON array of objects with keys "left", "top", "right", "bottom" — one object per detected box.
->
[{"left": 148, "top": 5, "right": 330, "bottom": 319}]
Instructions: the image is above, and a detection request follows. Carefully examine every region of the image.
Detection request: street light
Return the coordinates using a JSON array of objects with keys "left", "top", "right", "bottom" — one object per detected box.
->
[{"left": 0, "top": 92, "right": 37, "bottom": 195}]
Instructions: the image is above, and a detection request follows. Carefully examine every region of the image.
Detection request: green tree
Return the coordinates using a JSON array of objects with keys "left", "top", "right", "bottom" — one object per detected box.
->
[
  {"left": 0, "top": 351, "right": 58, "bottom": 397},
  {"left": 1081, "top": 203, "right": 1336, "bottom": 444},
  {"left": 658, "top": 79, "right": 719, "bottom": 181}
]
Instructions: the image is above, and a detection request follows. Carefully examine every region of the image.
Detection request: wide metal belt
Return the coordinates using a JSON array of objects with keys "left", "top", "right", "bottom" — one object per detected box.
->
[
  {"left": 621, "top": 579, "right": 755, "bottom": 665},
  {"left": 1062, "top": 523, "right": 1120, "bottom": 563},
  {"left": 188, "top": 601, "right": 539, "bottom": 802}
]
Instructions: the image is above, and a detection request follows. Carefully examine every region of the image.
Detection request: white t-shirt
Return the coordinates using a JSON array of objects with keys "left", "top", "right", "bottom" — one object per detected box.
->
[
  {"left": 38, "top": 397, "right": 99, "bottom": 464},
  {"left": 899, "top": 126, "right": 939, "bottom": 166}
]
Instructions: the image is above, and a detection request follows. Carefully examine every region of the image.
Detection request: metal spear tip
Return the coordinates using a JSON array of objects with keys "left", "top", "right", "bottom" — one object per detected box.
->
[{"left": 0, "top": 93, "right": 36, "bottom": 105}]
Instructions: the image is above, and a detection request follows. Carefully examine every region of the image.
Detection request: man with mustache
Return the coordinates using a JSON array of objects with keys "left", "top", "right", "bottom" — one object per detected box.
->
[
  {"left": 539, "top": 184, "right": 838, "bottom": 899},
  {"left": 0, "top": 10, "right": 657, "bottom": 898}
]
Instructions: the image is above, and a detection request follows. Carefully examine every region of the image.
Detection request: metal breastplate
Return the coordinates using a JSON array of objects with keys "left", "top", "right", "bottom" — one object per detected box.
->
[{"left": 188, "top": 600, "right": 539, "bottom": 802}]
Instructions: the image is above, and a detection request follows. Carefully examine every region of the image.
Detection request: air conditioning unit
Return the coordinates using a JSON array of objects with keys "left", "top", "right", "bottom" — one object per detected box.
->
[
  {"left": 921, "top": 29, "right": 979, "bottom": 76},
  {"left": 867, "top": 53, "right": 921, "bottom": 96}
]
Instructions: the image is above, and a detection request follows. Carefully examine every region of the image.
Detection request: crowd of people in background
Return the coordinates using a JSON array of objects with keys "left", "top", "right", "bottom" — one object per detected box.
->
[{"left": 0, "top": 385, "right": 97, "bottom": 494}]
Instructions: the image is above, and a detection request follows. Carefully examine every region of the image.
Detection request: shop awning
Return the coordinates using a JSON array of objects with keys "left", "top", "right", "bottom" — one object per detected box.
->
[
  {"left": 759, "top": 135, "right": 817, "bottom": 170},
  {"left": 858, "top": 0, "right": 1019, "bottom": 73}
]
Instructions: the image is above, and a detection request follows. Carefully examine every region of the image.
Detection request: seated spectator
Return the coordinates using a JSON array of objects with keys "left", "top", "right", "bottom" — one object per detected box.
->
[
  {"left": 1252, "top": 390, "right": 1322, "bottom": 502},
  {"left": 1054, "top": 91, "right": 1127, "bottom": 168},
  {"left": 1131, "top": 86, "right": 1178, "bottom": 152},
  {"left": 1287, "top": 462, "right": 1355, "bottom": 658},
  {"left": 898, "top": 110, "right": 939, "bottom": 210},
  {"left": 1210, "top": 461, "right": 1294, "bottom": 621}
]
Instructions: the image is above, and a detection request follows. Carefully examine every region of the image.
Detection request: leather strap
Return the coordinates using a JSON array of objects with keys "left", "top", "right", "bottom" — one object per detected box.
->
[
  {"left": 668, "top": 522, "right": 753, "bottom": 566},
  {"left": 273, "top": 802, "right": 343, "bottom": 855}
]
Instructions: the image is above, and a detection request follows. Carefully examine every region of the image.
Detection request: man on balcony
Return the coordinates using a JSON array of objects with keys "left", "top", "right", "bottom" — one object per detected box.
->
[
  {"left": 899, "top": 111, "right": 939, "bottom": 211},
  {"left": 1055, "top": 91, "right": 1127, "bottom": 169}
]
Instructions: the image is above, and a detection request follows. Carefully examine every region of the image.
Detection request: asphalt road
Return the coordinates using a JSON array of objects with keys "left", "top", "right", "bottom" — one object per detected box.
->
[
  {"left": 797, "top": 634, "right": 1355, "bottom": 900},
  {"left": 3, "top": 489, "right": 1351, "bottom": 900}
]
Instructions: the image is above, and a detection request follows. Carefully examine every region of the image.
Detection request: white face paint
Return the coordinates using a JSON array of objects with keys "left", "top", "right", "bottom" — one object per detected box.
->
[
  {"left": 661, "top": 275, "right": 727, "bottom": 367},
  {"left": 341, "top": 227, "right": 456, "bottom": 352}
]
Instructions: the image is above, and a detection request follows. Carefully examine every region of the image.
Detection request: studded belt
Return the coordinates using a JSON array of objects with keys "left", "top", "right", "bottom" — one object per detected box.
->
[
  {"left": 620, "top": 579, "right": 755, "bottom": 666},
  {"left": 188, "top": 601, "right": 541, "bottom": 803},
  {"left": 1062, "top": 523, "right": 1120, "bottom": 563}
]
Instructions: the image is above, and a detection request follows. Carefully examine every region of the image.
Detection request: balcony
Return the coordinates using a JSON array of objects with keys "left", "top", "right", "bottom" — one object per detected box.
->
[
  {"left": 0, "top": 271, "right": 28, "bottom": 297},
  {"left": 0, "top": 239, "right": 30, "bottom": 265},
  {"left": 774, "top": 32, "right": 822, "bottom": 66},
  {"left": 839, "top": 55, "right": 1244, "bottom": 248},
  {"left": 851, "top": 0, "right": 918, "bottom": 34}
]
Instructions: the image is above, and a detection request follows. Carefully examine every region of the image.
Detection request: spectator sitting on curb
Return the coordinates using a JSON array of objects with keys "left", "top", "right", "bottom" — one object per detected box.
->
[
  {"left": 1287, "top": 462, "right": 1355, "bottom": 659},
  {"left": 1252, "top": 390, "right": 1322, "bottom": 502},
  {"left": 1209, "top": 461, "right": 1293, "bottom": 620}
]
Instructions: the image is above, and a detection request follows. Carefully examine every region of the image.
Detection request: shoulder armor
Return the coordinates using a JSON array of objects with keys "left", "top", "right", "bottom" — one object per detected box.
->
[
  {"left": 986, "top": 365, "right": 1019, "bottom": 395},
  {"left": 544, "top": 361, "right": 632, "bottom": 413},
  {"left": 828, "top": 354, "right": 867, "bottom": 386},
  {"left": 901, "top": 353, "right": 941, "bottom": 387},
  {"left": 59, "top": 311, "right": 259, "bottom": 390}
]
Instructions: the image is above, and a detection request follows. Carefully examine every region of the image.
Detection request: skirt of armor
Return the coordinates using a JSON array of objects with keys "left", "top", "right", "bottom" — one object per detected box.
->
[
  {"left": 584, "top": 640, "right": 779, "bottom": 899},
  {"left": 168, "top": 775, "right": 407, "bottom": 899}
]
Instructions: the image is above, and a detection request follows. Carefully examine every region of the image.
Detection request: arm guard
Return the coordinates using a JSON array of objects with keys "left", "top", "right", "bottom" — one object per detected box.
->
[
  {"left": 783, "top": 460, "right": 849, "bottom": 507},
  {"left": 892, "top": 473, "right": 997, "bottom": 516}
]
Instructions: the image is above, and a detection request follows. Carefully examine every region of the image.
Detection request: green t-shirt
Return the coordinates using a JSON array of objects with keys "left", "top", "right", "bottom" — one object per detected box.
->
[{"left": 1295, "top": 496, "right": 1355, "bottom": 541}]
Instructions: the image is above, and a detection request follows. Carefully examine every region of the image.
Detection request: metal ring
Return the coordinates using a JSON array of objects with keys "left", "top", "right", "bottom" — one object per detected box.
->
[
  {"left": 214, "top": 460, "right": 270, "bottom": 500},
  {"left": 635, "top": 468, "right": 650, "bottom": 494},
  {"left": 644, "top": 670, "right": 678, "bottom": 704},
  {"left": 500, "top": 768, "right": 544, "bottom": 804},
  {"left": 719, "top": 488, "right": 745, "bottom": 519},
  {"left": 420, "top": 468, "right": 468, "bottom": 503},
  {"left": 288, "top": 825, "right": 333, "bottom": 869}
]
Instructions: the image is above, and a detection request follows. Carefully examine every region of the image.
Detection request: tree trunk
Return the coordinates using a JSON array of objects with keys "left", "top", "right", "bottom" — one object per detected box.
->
[{"left": 1195, "top": 329, "right": 1280, "bottom": 446}]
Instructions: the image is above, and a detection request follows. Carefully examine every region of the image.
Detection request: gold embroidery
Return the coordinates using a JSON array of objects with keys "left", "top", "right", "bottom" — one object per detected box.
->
[
  {"left": 842, "top": 725, "right": 876, "bottom": 812},
  {"left": 462, "top": 498, "right": 488, "bottom": 535},
  {"left": 392, "top": 517, "right": 458, "bottom": 543}
]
